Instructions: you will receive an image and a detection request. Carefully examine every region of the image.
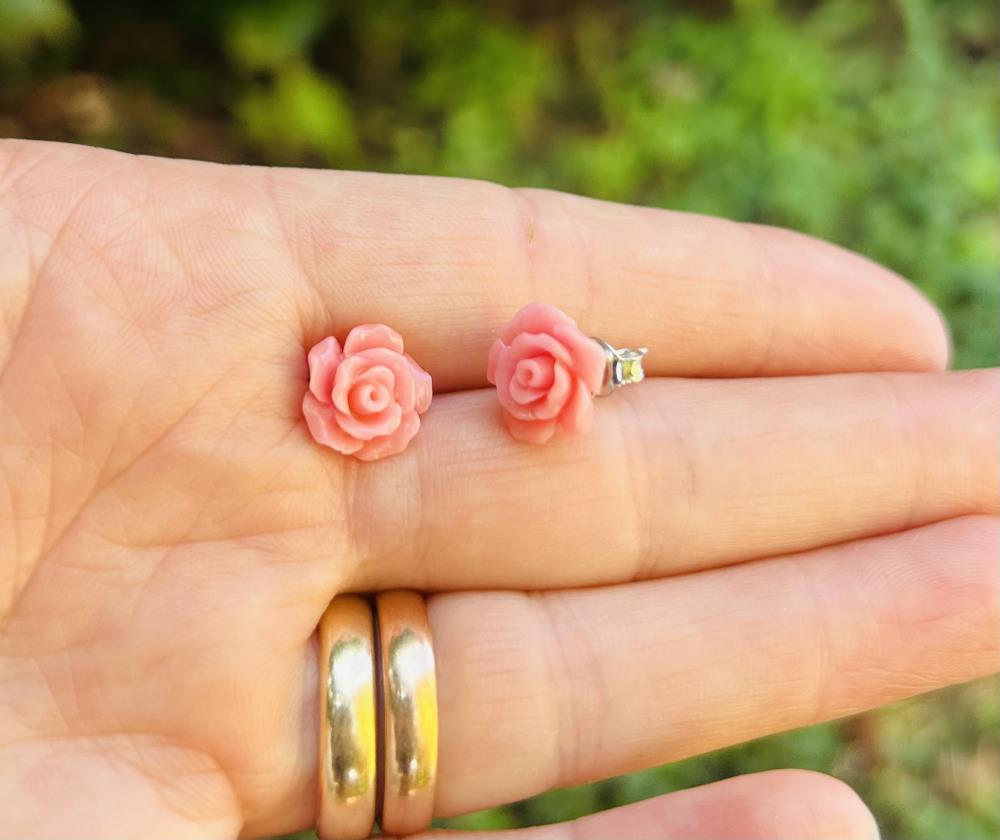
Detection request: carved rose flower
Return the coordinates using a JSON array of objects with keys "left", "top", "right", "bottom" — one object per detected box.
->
[
  {"left": 303, "top": 325, "right": 432, "bottom": 461},
  {"left": 487, "top": 303, "right": 606, "bottom": 444}
]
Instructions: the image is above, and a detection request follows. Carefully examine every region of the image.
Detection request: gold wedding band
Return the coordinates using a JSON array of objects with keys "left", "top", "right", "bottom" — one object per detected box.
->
[
  {"left": 317, "top": 591, "right": 438, "bottom": 839},
  {"left": 317, "top": 596, "right": 378, "bottom": 840},
  {"left": 376, "top": 590, "right": 439, "bottom": 837}
]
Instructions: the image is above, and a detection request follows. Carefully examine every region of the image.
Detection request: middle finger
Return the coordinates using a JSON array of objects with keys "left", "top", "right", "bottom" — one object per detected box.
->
[{"left": 348, "top": 369, "right": 997, "bottom": 591}]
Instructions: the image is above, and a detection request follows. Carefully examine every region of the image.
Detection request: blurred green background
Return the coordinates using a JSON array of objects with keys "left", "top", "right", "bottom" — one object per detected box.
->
[{"left": 1, "top": 0, "right": 996, "bottom": 836}]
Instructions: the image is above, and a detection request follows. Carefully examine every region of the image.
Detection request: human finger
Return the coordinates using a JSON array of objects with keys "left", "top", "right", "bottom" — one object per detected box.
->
[{"left": 428, "top": 516, "right": 997, "bottom": 814}]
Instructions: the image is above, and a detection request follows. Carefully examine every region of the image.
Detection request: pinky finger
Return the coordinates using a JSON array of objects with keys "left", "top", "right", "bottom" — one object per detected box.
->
[{"left": 420, "top": 770, "right": 879, "bottom": 840}]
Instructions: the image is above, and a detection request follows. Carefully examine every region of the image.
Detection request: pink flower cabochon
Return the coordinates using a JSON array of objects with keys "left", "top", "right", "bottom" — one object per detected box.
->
[
  {"left": 487, "top": 303, "right": 606, "bottom": 444},
  {"left": 303, "top": 325, "right": 432, "bottom": 461}
]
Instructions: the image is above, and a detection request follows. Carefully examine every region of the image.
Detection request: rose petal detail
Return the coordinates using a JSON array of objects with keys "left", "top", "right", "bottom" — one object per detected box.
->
[
  {"left": 499, "top": 302, "right": 579, "bottom": 345},
  {"left": 552, "top": 321, "right": 607, "bottom": 395},
  {"left": 354, "top": 411, "right": 421, "bottom": 462},
  {"left": 354, "top": 364, "right": 396, "bottom": 396},
  {"left": 303, "top": 392, "right": 363, "bottom": 455},
  {"left": 514, "top": 356, "right": 555, "bottom": 390},
  {"left": 533, "top": 361, "right": 573, "bottom": 420},
  {"left": 349, "top": 381, "right": 391, "bottom": 415},
  {"left": 503, "top": 412, "right": 558, "bottom": 444},
  {"left": 307, "top": 336, "right": 343, "bottom": 404},
  {"left": 486, "top": 339, "right": 505, "bottom": 384},
  {"left": 343, "top": 323, "right": 405, "bottom": 355},
  {"left": 493, "top": 348, "right": 537, "bottom": 420},
  {"left": 507, "top": 331, "right": 574, "bottom": 369},
  {"left": 557, "top": 379, "right": 595, "bottom": 438},
  {"left": 507, "top": 377, "right": 546, "bottom": 406},
  {"left": 336, "top": 400, "right": 402, "bottom": 441},
  {"left": 330, "top": 355, "right": 373, "bottom": 415},
  {"left": 360, "top": 348, "right": 420, "bottom": 413},
  {"left": 407, "top": 356, "right": 433, "bottom": 414},
  {"left": 331, "top": 349, "right": 416, "bottom": 415}
]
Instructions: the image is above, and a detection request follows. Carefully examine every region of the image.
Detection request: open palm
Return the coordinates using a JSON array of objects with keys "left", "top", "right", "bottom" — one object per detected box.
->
[{"left": 0, "top": 139, "right": 995, "bottom": 840}]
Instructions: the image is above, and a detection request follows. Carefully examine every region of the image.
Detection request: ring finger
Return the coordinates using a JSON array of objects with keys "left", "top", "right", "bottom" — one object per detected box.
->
[{"left": 428, "top": 515, "right": 998, "bottom": 815}]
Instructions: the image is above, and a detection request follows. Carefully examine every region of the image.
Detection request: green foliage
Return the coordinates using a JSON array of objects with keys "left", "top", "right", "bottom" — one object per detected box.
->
[
  {"left": 2, "top": 0, "right": 994, "bottom": 366},
  {"left": 0, "top": 0, "right": 76, "bottom": 53},
  {"left": 234, "top": 62, "right": 357, "bottom": 162},
  {"left": 0, "top": 1, "right": 996, "bottom": 836},
  {"left": 223, "top": 0, "right": 333, "bottom": 71}
]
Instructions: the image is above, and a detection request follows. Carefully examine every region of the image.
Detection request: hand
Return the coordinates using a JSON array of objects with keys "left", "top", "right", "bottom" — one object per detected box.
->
[{"left": 0, "top": 139, "right": 995, "bottom": 840}]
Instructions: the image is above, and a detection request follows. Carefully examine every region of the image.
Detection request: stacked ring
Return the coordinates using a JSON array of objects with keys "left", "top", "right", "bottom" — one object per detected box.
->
[
  {"left": 317, "top": 596, "right": 378, "bottom": 840},
  {"left": 317, "top": 591, "right": 438, "bottom": 840},
  {"left": 376, "top": 591, "right": 439, "bottom": 837}
]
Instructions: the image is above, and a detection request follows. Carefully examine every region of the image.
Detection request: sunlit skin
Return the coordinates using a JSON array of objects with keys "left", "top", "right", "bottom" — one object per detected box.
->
[{"left": 0, "top": 139, "right": 996, "bottom": 840}]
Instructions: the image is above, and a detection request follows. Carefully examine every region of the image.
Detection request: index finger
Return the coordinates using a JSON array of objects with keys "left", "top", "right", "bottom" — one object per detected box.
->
[
  {"left": 4, "top": 141, "right": 947, "bottom": 391},
  {"left": 265, "top": 170, "right": 950, "bottom": 389}
]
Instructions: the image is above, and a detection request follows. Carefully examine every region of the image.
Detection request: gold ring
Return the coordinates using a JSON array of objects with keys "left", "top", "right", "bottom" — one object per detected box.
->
[
  {"left": 376, "top": 590, "right": 438, "bottom": 836},
  {"left": 317, "top": 595, "right": 378, "bottom": 840}
]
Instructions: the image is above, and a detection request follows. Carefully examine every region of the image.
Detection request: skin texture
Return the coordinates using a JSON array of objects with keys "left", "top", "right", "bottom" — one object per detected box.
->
[{"left": 0, "top": 139, "right": 996, "bottom": 840}]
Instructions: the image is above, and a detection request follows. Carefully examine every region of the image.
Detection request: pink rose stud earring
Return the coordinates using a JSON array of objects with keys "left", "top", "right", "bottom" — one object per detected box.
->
[
  {"left": 487, "top": 303, "right": 647, "bottom": 444},
  {"left": 303, "top": 324, "right": 432, "bottom": 461}
]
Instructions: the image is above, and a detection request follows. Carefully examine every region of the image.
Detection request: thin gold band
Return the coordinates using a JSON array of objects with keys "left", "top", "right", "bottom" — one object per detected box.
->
[
  {"left": 376, "top": 590, "right": 439, "bottom": 837},
  {"left": 317, "top": 596, "right": 378, "bottom": 840}
]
